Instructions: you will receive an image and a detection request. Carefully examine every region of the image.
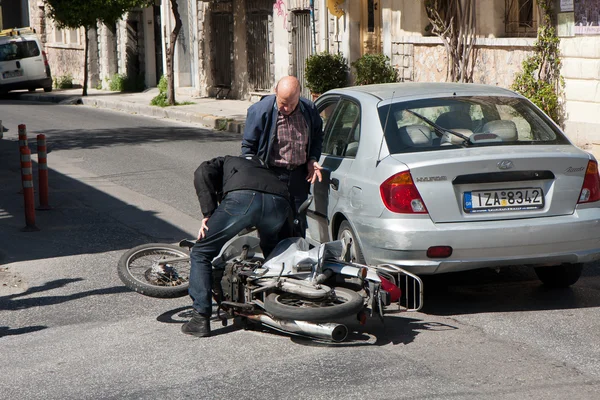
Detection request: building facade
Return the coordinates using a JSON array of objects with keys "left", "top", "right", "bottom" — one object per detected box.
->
[{"left": 9, "top": 0, "right": 600, "bottom": 146}]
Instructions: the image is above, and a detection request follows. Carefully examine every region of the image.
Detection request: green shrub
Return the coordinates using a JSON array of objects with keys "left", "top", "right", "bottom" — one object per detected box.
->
[
  {"left": 305, "top": 52, "right": 348, "bottom": 94},
  {"left": 151, "top": 75, "right": 169, "bottom": 107},
  {"left": 511, "top": 20, "right": 564, "bottom": 125},
  {"left": 351, "top": 53, "right": 398, "bottom": 85},
  {"left": 54, "top": 74, "right": 73, "bottom": 89},
  {"left": 108, "top": 73, "right": 145, "bottom": 93}
]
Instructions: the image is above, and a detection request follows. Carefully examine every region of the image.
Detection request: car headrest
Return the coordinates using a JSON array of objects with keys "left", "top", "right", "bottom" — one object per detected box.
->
[
  {"left": 482, "top": 120, "right": 518, "bottom": 141},
  {"left": 399, "top": 124, "right": 433, "bottom": 146},
  {"left": 435, "top": 111, "right": 472, "bottom": 130}
]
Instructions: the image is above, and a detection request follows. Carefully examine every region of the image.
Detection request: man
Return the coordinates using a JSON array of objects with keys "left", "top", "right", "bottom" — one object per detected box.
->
[
  {"left": 182, "top": 155, "right": 291, "bottom": 338},
  {"left": 241, "top": 76, "right": 324, "bottom": 236}
]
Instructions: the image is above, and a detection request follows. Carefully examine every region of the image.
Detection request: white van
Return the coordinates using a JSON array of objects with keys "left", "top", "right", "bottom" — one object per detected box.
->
[{"left": 0, "top": 27, "right": 52, "bottom": 94}]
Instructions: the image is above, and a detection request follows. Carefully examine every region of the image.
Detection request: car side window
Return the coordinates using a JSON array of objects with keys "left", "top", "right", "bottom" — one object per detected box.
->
[
  {"left": 322, "top": 99, "right": 360, "bottom": 158},
  {"left": 317, "top": 97, "right": 340, "bottom": 135}
]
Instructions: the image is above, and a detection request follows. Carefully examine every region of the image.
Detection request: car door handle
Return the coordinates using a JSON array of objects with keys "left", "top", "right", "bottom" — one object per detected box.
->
[{"left": 330, "top": 178, "right": 339, "bottom": 190}]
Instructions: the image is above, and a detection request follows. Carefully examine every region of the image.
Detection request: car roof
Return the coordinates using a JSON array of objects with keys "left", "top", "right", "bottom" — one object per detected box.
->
[{"left": 324, "top": 82, "right": 521, "bottom": 102}]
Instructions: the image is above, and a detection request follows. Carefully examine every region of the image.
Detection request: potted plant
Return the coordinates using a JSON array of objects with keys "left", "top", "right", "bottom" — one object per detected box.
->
[
  {"left": 351, "top": 53, "right": 398, "bottom": 85},
  {"left": 305, "top": 52, "right": 349, "bottom": 99}
]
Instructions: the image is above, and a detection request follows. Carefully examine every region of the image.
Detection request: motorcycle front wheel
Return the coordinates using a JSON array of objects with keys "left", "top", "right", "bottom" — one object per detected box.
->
[
  {"left": 264, "top": 287, "right": 364, "bottom": 322},
  {"left": 117, "top": 243, "right": 190, "bottom": 298}
]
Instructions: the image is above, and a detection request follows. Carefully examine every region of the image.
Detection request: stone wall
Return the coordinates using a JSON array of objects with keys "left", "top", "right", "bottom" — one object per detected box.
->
[{"left": 560, "top": 37, "right": 600, "bottom": 147}]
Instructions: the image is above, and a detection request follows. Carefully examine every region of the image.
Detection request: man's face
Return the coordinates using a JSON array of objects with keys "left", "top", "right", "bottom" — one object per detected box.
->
[{"left": 276, "top": 88, "right": 300, "bottom": 116}]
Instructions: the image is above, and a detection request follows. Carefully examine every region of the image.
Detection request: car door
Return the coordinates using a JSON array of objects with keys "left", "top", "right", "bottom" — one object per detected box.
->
[{"left": 308, "top": 96, "right": 361, "bottom": 243}]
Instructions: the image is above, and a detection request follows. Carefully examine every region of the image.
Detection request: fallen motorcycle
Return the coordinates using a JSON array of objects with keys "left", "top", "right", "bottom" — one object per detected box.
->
[{"left": 118, "top": 203, "right": 423, "bottom": 342}]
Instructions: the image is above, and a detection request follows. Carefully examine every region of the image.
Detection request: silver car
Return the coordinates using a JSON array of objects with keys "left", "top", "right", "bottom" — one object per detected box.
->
[{"left": 307, "top": 82, "right": 600, "bottom": 287}]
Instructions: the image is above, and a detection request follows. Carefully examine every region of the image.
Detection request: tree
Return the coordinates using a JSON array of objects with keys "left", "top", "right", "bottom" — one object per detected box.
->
[
  {"left": 511, "top": 0, "right": 564, "bottom": 125},
  {"left": 423, "top": 0, "right": 476, "bottom": 83},
  {"left": 44, "top": 0, "right": 151, "bottom": 96},
  {"left": 164, "top": 0, "right": 182, "bottom": 105}
]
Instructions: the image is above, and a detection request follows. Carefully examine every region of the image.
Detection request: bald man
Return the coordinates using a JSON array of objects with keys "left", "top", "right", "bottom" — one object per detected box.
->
[{"left": 241, "top": 76, "right": 324, "bottom": 237}]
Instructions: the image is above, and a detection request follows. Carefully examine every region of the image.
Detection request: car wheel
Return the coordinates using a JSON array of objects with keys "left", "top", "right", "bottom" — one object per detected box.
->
[
  {"left": 534, "top": 263, "right": 583, "bottom": 288},
  {"left": 43, "top": 87, "right": 52, "bottom": 93},
  {"left": 337, "top": 221, "right": 366, "bottom": 264}
]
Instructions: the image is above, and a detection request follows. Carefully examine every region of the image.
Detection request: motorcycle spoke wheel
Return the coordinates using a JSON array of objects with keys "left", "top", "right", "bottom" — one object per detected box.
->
[
  {"left": 264, "top": 287, "right": 364, "bottom": 322},
  {"left": 118, "top": 244, "right": 190, "bottom": 298}
]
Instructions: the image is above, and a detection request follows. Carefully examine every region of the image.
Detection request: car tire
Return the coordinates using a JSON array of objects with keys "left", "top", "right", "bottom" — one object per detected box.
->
[
  {"left": 534, "top": 263, "right": 583, "bottom": 288},
  {"left": 337, "top": 221, "right": 366, "bottom": 264},
  {"left": 43, "top": 87, "right": 52, "bottom": 93}
]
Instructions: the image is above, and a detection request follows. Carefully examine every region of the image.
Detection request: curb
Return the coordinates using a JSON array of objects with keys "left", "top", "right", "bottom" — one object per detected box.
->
[{"left": 18, "top": 93, "right": 246, "bottom": 134}]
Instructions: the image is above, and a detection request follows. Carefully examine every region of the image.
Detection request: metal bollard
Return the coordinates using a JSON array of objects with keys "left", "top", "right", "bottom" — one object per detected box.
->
[
  {"left": 20, "top": 147, "right": 39, "bottom": 232},
  {"left": 36, "top": 134, "right": 51, "bottom": 210}
]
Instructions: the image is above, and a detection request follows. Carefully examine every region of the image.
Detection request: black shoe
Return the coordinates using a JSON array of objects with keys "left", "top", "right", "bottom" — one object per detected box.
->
[{"left": 181, "top": 311, "right": 211, "bottom": 337}]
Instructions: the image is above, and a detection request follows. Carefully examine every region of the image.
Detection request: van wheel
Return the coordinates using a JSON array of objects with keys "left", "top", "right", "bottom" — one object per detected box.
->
[
  {"left": 43, "top": 87, "right": 52, "bottom": 93},
  {"left": 534, "top": 263, "right": 583, "bottom": 288},
  {"left": 337, "top": 221, "right": 366, "bottom": 264}
]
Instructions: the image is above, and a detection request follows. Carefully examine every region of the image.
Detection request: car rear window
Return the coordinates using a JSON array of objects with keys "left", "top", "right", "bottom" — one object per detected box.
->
[
  {"left": 378, "top": 96, "right": 570, "bottom": 154},
  {"left": 0, "top": 40, "right": 41, "bottom": 62}
]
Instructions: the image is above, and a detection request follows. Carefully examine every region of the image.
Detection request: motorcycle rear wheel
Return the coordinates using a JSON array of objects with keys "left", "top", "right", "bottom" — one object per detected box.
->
[
  {"left": 118, "top": 243, "right": 190, "bottom": 298},
  {"left": 264, "top": 287, "right": 364, "bottom": 322}
]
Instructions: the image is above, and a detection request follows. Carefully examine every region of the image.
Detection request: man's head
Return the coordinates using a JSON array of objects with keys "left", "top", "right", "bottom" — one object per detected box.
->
[{"left": 275, "top": 76, "right": 301, "bottom": 116}]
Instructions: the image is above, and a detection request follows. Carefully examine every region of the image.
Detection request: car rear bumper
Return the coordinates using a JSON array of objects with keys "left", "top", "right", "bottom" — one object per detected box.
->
[
  {"left": 0, "top": 77, "right": 52, "bottom": 92},
  {"left": 356, "top": 207, "right": 600, "bottom": 275}
]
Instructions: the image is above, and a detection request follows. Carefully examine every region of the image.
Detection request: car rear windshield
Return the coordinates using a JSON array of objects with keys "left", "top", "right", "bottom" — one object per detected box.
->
[
  {"left": 0, "top": 40, "right": 40, "bottom": 62},
  {"left": 377, "top": 96, "right": 570, "bottom": 154}
]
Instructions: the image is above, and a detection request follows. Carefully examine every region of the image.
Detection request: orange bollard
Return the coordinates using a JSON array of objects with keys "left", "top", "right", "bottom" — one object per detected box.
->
[
  {"left": 20, "top": 147, "right": 40, "bottom": 232},
  {"left": 18, "top": 124, "right": 28, "bottom": 150},
  {"left": 36, "top": 134, "right": 51, "bottom": 210}
]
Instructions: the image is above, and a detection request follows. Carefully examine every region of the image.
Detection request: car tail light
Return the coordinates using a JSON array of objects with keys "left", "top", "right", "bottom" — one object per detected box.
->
[
  {"left": 380, "top": 171, "right": 428, "bottom": 213},
  {"left": 42, "top": 51, "right": 49, "bottom": 67},
  {"left": 578, "top": 160, "right": 600, "bottom": 203}
]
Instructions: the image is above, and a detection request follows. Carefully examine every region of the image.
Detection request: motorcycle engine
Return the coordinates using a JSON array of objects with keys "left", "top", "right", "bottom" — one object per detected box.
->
[{"left": 220, "top": 259, "right": 262, "bottom": 303}]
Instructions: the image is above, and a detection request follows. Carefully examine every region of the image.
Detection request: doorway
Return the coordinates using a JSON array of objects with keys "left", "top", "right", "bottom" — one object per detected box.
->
[{"left": 360, "top": 0, "right": 381, "bottom": 55}]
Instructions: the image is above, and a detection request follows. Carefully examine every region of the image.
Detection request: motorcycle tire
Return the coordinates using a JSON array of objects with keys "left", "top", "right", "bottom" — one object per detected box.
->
[
  {"left": 264, "top": 287, "right": 364, "bottom": 322},
  {"left": 117, "top": 243, "right": 190, "bottom": 298}
]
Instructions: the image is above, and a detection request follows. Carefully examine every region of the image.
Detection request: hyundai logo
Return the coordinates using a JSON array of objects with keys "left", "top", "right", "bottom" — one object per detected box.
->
[{"left": 498, "top": 160, "right": 514, "bottom": 170}]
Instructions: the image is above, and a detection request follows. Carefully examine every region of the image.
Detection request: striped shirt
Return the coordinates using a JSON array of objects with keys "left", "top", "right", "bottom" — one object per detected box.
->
[{"left": 270, "top": 106, "right": 309, "bottom": 169}]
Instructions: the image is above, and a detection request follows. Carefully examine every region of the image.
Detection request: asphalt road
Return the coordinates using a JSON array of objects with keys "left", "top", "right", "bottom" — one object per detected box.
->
[{"left": 1, "top": 100, "right": 600, "bottom": 400}]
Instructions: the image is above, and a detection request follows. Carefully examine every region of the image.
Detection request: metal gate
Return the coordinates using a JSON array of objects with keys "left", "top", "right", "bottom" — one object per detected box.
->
[
  {"left": 246, "top": 0, "right": 272, "bottom": 91},
  {"left": 212, "top": 12, "right": 233, "bottom": 88},
  {"left": 291, "top": 11, "right": 311, "bottom": 98}
]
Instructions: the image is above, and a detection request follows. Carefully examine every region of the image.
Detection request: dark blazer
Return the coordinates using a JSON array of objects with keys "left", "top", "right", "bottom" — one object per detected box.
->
[
  {"left": 241, "top": 94, "right": 323, "bottom": 165},
  {"left": 194, "top": 155, "right": 289, "bottom": 218}
]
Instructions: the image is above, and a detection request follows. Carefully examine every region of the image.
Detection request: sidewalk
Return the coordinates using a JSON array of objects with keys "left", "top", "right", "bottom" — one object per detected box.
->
[
  {"left": 9, "top": 87, "right": 600, "bottom": 161},
  {"left": 16, "top": 87, "right": 254, "bottom": 134}
]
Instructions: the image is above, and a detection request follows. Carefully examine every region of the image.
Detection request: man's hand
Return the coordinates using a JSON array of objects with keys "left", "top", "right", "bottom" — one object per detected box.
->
[
  {"left": 306, "top": 159, "right": 323, "bottom": 184},
  {"left": 197, "top": 217, "right": 209, "bottom": 240}
]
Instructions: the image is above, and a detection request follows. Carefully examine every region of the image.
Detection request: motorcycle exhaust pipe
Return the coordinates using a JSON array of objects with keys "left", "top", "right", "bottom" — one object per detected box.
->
[{"left": 245, "top": 314, "right": 348, "bottom": 342}]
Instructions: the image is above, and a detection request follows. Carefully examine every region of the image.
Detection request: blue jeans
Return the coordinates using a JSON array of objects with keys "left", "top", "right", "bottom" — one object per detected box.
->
[{"left": 188, "top": 190, "right": 290, "bottom": 316}]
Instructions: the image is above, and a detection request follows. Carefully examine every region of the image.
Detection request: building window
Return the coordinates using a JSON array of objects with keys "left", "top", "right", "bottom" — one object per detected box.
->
[
  {"left": 505, "top": 0, "right": 538, "bottom": 37},
  {"left": 50, "top": 22, "right": 81, "bottom": 46}
]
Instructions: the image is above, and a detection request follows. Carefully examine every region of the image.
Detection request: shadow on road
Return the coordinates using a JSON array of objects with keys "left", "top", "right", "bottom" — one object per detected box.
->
[
  {"left": 0, "top": 325, "right": 47, "bottom": 338},
  {"left": 421, "top": 264, "right": 600, "bottom": 315},
  {"left": 0, "top": 278, "right": 130, "bottom": 311},
  {"left": 0, "top": 128, "right": 210, "bottom": 264}
]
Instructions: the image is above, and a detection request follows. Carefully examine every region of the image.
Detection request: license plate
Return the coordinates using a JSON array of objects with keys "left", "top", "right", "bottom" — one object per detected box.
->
[
  {"left": 2, "top": 70, "right": 23, "bottom": 79},
  {"left": 464, "top": 188, "right": 544, "bottom": 213}
]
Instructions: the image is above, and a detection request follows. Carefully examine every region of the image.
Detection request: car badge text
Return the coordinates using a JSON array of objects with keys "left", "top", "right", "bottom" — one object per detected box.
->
[
  {"left": 416, "top": 176, "right": 447, "bottom": 182},
  {"left": 497, "top": 160, "right": 514, "bottom": 170}
]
